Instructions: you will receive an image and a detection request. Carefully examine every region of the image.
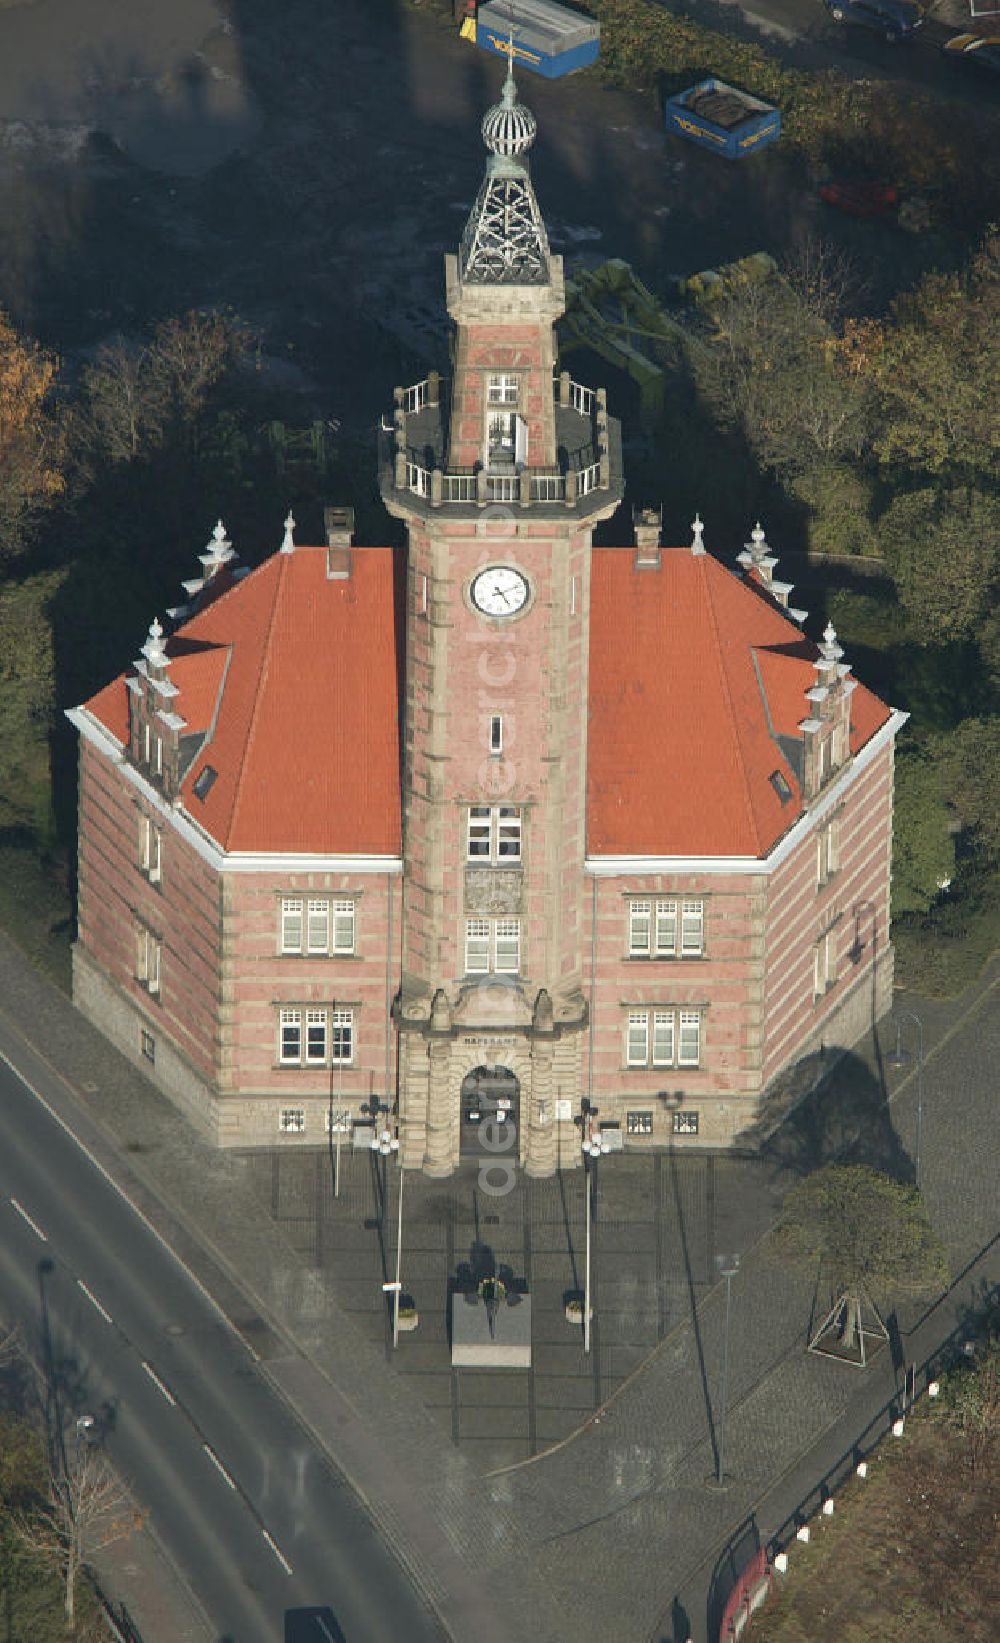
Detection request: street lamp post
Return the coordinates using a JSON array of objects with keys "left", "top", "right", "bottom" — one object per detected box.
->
[
  {"left": 371, "top": 1114, "right": 403, "bottom": 1346},
  {"left": 714, "top": 1253, "right": 740, "bottom": 1488},
  {"left": 886, "top": 1010, "right": 924, "bottom": 1188},
  {"left": 581, "top": 1101, "right": 611, "bottom": 1355}
]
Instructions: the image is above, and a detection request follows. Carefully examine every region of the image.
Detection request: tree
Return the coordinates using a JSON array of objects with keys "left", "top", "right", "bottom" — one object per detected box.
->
[
  {"left": 79, "top": 337, "right": 168, "bottom": 466},
  {"left": 696, "top": 254, "right": 872, "bottom": 481},
  {"left": 775, "top": 1165, "right": 948, "bottom": 1356},
  {"left": 868, "top": 233, "right": 1000, "bottom": 483},
  {"left": 934, "top": 717, "right": 1000, "bottom": 865},
  {"left": 878, "top": 486, "right": 999, "bottom": 646},
  {"left": 15, "top": 1432, "right": 143, "bottom": 1623},
  {"left": 148, "top": 308, "right": 249, "bottom": 429},
  {"left": 939, "top": 1335, "right": 1000, "bottom": 1479},
  {"left": 0, "top": 310, "right": 63, "bottom": 561},
  {"left": 891, "top": 745, "right": 956, "bottom": 918}
]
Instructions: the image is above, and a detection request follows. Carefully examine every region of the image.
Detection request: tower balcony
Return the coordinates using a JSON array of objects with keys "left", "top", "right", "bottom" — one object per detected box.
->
[{"left": 379, "top": 371, "right": 623, "bottom": 521}]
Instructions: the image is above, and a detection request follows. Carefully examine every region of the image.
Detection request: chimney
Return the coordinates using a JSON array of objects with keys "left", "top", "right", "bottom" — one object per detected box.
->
[
  {"left": 325, "top": 505, "right": 355, "bottom": 579},
  {"left": 633, "top": 505, "right": 662, "bottom": 569}
]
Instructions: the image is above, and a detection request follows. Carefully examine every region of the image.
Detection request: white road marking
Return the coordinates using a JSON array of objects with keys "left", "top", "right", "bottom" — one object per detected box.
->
[
  {"left": 314, "top": 1619, "right": 339, "bottom": 1642},
  {"left": 261, "top": 1527, "right": 293, "bottom": 1574},
  {"left": 0, "top": 1048, "right": 252, "bottom": 1351},
  {"left": 140, "top": 1360, "right": 177, "bottom": 1406},
  {"left": 202, "top": 1443, "right": 237, "bottom": 1490},
  {"left": 76, "top": 1278, "right": 113, "bottom": 1324},
  {"left": 9, "top": 1196, "right": 47, "bottom": 1241}
]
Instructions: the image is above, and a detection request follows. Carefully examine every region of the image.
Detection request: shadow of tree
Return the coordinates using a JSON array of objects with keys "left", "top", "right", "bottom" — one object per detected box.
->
[{"left": 737, "top": 1047, "right": 914, "bottom": 1185}]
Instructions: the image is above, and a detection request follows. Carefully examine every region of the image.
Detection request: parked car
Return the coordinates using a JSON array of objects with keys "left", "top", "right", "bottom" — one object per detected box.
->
[
  {"left": 822, "top": 0, "right": 924, "bottom": 42},
  {"left": 941, "top": 32, "right": 1000, "bottom": 76}
]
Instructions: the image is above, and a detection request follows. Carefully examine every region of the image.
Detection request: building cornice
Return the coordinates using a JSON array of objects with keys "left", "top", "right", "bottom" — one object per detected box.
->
[
  {"left": 66, "top": 707, "right": 403, "bottom": 877},
  {"left": 585, "top": 710, "right": 907, "bottom": 879}
]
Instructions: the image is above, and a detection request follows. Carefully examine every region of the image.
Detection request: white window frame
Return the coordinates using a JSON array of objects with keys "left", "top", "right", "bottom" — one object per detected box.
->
[
  {"left": 487, "top": 372, "right": 519, "bottom": 405},
  {"left": 279, "top": 1007, "right": 302, "bottom": 1064},
  {"left": 465, "top": 918, "right": 520, "bottom": 975},
  {"left": 307, "top": 898, "right": 331, "bottom": 955},
  {"left": 652, "top": 1010, "right": 675, "bottom": 1068},
  {"left": 486, "top": 409, "right": 517, "bottom": 466},
  {"left": 626, "top": 1007, "right": 702, "bottom": 1069},
  {"left": 140, "top": 815, "right": 162, "bottom": 883},
  {"left": 655, "top": 900, "right": 679, "bottom": 955},
  {"left": 279, "top": 1108, "right": 305, "bottom": 1134},
  {"left": 332, "top": 899, "right": 356, "bottom": 955},
  {"left": 467, "top": 805, "right": 522, "bottom": 865},
  {"left": 817, "top": 818, "right": 837, "bottom": 887},
  {"left": 137, "top": 927, "right": 161, "bottom": 996},
  {"left": 814, "top": 930, "right": 837, "bottom": 998},
  {"left": 678, "top": 1011, "right": 702, "bottom": 1068},
  {"left": 629, "top": 901, "right": 651, "bottom": 956},
  {"left": 680, "top": 900, "right": 704, "bottom": 956},
  {"left": 281, "top": 897, "right": 304, "bottom": 954},
  {"left": 330, "top": 1009, "right": 354, "bottom": 1064},
  {"left": 465, "top": 918, "right": 490, "bottom": 975},
  {"left": 490, "top": 714, "right": 503, "bottom": 756},
  {"left": 305, "top": 1008, "right": 328, "bottom": 1064},
  {"left": 627, "top": 1010, "right": 649, "bottom": 1067}
]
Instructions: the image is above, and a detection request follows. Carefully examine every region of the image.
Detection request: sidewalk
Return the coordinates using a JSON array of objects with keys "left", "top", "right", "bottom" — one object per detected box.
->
[{"left": 0, "top": 927, "right": 996, "bottom": 1642}]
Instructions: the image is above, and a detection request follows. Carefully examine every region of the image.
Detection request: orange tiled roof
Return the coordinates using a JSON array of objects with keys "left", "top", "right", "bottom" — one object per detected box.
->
[
  {"left": 82, "top": 546, "right": 402, "bottom": 856},
  {"left": 587, "top": 546, "right": 892, "bottom": 857}
]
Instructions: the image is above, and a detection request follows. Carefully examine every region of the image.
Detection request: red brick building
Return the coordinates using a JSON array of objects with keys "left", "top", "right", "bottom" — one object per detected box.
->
[{"left": 68, "top": 66, "right": 904, "bottom": 1169}]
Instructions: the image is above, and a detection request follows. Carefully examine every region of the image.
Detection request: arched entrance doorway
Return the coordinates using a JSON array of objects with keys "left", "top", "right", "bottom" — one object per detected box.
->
[{"left": 460, "top": 1065, "right": 520, "bottom": 1158}]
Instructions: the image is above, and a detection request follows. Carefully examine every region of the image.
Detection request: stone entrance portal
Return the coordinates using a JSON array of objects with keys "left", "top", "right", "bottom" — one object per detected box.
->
[{"left": 460, "top": 1065, "right": 520, "bottom": 1158}]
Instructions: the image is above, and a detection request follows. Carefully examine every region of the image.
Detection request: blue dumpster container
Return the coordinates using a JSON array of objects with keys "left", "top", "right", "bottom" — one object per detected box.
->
[
  {"left": 665, "top": 79, "right": 781, "bottom": 159},
  {"left": 471, "top": 0, "right": 600, "bottom": 78}
]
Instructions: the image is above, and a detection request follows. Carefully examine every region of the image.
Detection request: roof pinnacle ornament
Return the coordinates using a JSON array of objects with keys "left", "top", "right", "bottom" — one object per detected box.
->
[
  {"left": 459, "top": 40, "right": 550, "bottom": 286},
  {"left": 691, "top": 513, "right": 706, "bottom": 555},
  {"left": 281, "top": 510, "right": 296, "bottom": 554}
]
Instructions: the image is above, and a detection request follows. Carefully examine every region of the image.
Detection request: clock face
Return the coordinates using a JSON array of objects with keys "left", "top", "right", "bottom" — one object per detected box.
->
[{"left": 470, "top": 566, "right": 529, "bottom": 619}]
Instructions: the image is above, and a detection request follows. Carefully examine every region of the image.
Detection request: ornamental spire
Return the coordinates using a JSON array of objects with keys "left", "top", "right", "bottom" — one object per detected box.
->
[{"left": 459, "top": 42, "right": 550, "bottom": 286}]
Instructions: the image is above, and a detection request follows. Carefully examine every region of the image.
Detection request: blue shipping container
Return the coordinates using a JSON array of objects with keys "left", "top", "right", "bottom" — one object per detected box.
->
[
  {"left": 665, "top": 79, "right": 780, "bottom": 160},
  {"left": 473, "top": 0, "right": 600, "bottom": 78}
]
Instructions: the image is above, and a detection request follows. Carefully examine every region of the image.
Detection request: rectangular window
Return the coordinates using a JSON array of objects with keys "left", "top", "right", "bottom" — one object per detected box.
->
[
  {"left": 140, "top": 816, "right": 161, "bottom": 883},
  {"left": 678, "top": 1011, "right": 702, "bottom": 1067},
  {"left": 487, "top": 410, "right": 516, "bottom": 464},
  {"left": 681, "top": 900, "right": 704, "bottom": 956},
  {"left": 279, "top": 1108, "right": 305, "bottom": 1134},
  {"left": 140, "top": 1029, "right": 156, "bottom": 1064},
  {"left": 626, "top": 1010, "right": 649, "bottom": 1067},
  {"left": 817, "top": 819, "right": 837, "bottom": 887},
  {"left": 307, "top": 898, "right": 330, "bottom": 954},
  {"left": 490, "top": 714, "right": 503, "bottom": 756},
  {"left": 142, "top": 722, "right": 151, "bottom": 765},
  {"left": 652, "top": 1010, "right": 675, "bottom": 1067},
  {"left": 819, "top": 735, "right": 832, "bottom": 784},
  {"left": 137, "top": 928, "right": 161, "bottom": 996},
  {"left": 494, "top": 919, "right": 521, "bottom": 974},
  {"left": 154, "top": 735, "right": 163, "bottom": 776},
  {"left": 814, "top": 930, "right": 837, "bottom": 997},
  {"left": 465, "top": 918, "right": 490, "bottom": 974},
  {"left": 629, "top": 901, "right": 651, "bottom": 956},
  {"left": 332, "top": 900, "right": 356, "bottom": 954},
  {"left": 655, "top": 900, "right": 678, "bottom": 955},
  {"left": 673, "top": 1110, "right": 700, "bottom": 1136},
  {"left": 330, "top": 1010, "right": 354, "bottom": 1064},
  {"left": 467, "top": 806, "right": 492, "bottom": 860},
  {"left": 305, "top": 1008, "right": 327, "bottom": 1064},
  {"left": 281, "top": 897, "right": 304, "bottom": 954},
  {"left": 467, "top": 806, "right": 522, "bottom": 864},
  {"left": 487, "top": 373, "right": 519, "bottom": 404},
  {"left": 627, "top": 1110, "right": 654, "bottom": 1137},
  {"left": 279, "top": 1008, "right": 302, "bottom": 1063}
]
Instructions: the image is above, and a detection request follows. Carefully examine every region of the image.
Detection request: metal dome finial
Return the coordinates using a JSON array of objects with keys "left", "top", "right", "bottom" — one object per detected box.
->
[{"left": 481, "top": 36, "right": 537, "bottom": 160}]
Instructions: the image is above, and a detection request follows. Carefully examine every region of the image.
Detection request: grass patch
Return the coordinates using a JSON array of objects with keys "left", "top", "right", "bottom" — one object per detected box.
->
[
  {"left": 756, "top": 1393, "right": 999, "bottom": 1640},
  {"left": 0, "top": 843, "right": 72, "bottom": 993}
]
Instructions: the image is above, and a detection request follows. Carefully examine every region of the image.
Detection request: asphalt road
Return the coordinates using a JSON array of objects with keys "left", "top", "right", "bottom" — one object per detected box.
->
[{"left": 0, "top": 1051, "right": 446, "bottom": 1643}]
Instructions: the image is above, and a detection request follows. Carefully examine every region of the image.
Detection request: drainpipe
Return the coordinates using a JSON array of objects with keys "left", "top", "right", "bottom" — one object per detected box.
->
[{"left": 588, "top": 876, "right": 597, "bottom": 1109}]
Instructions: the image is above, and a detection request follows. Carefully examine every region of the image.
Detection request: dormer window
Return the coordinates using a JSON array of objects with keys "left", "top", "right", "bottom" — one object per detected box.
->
[{"left": 192, "top": 765, "right": 217, "bottom": 802}]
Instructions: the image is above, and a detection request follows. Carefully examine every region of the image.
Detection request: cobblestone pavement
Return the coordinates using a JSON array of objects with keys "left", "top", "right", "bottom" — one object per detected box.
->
[{"left": 0, "top": 927, "right": 995, "bottom": 1641}]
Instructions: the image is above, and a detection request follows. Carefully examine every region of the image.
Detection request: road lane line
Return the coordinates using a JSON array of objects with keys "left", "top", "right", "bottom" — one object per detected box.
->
[
  {"left": 140, "top": 1360, "right": 177, "bottom": 1406},
  {"left": 261, "top": 1527, "right": 293, "bottom": 1574},
  {"left": 76, "top": 1278, "right": 113, "bottom": 1325},
  {"left": 9, "top": 1197, "right": 47, "bottom": 1241},
  {"left": 202, "top": 1442, "right": 237, "bottom": 1490},
  {"left": 0, "top": 1047, "right": 253, "bottom": 1350}
]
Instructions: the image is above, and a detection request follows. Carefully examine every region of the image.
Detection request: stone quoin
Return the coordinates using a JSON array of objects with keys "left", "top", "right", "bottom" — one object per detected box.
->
[{"left": 66, "top": 58, "right": 905, "bottom": 1169}]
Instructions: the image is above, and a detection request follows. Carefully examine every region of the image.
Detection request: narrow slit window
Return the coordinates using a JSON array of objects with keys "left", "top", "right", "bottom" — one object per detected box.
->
[{"left": 490, "top": 715, "right": 503, "bottom": 756}]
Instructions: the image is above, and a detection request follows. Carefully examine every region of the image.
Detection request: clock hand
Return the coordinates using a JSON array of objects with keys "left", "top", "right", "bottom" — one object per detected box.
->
[{"left": 492, "top": 585, "right": 511, "bottom": 606}]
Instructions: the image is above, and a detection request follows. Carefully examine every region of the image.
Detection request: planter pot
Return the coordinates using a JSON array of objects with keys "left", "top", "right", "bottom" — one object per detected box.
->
[
  {"left": 396, "top": 1310, "right": 419, "bottom": 1333},
  {"left": 565, "top": 1302, "right": 592, "bottom": 1325}
]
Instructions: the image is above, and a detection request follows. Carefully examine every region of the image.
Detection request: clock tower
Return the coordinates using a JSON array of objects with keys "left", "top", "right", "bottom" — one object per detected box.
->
[{"left": 381, "top": 60, "right": 624, "bottom": 1176}]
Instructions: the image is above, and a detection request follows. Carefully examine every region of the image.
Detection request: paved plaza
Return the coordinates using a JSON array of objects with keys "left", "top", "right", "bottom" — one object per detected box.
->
[
  {"left": 238, "top": 1146, "right": 785, "bottom": 1470},
  {"left": 0, "top": 925, "right": 996, "bottom": 1641}
]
